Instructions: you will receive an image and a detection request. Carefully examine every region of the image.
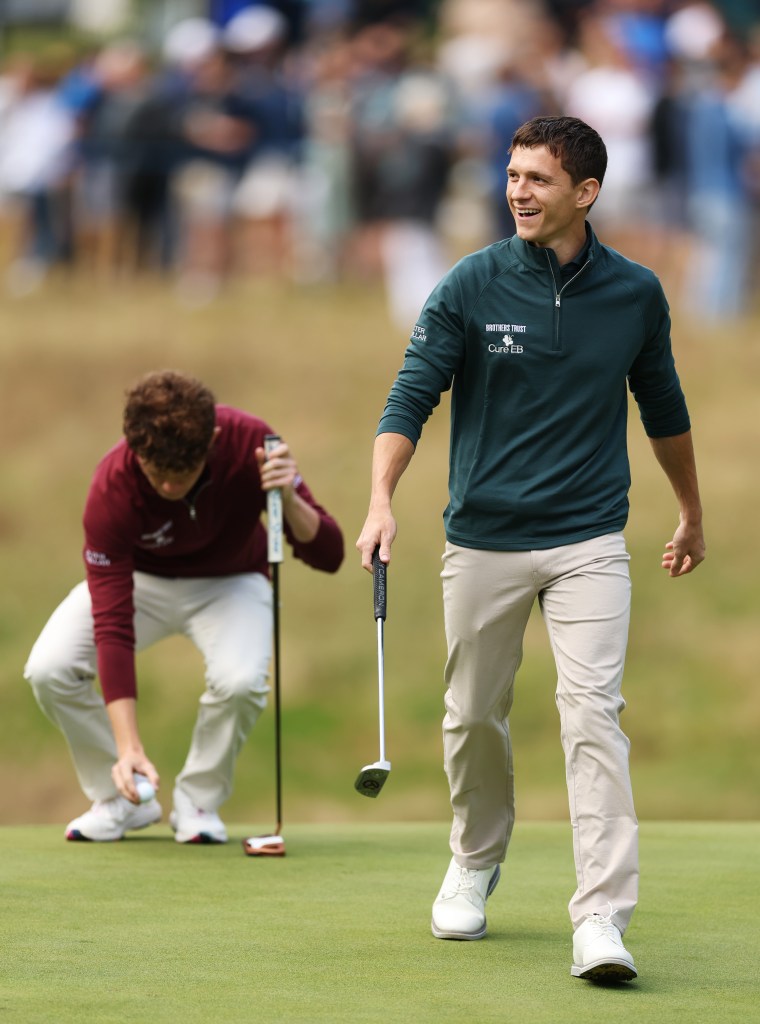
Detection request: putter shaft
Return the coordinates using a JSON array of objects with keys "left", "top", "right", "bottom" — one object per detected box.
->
[
  {"left": 377, "top": 616, "right": 386, "bottom": 763},
  {"left": 355, "top": 551, "right": 390, "bottom": 797}
]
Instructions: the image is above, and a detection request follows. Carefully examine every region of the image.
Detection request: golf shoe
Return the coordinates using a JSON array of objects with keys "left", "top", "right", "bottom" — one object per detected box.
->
[
  {"left": 571, "top": 905, "right": 637, "bottom": 982},
  {"left": 66, "top": 794, "right": 162, "bottom": 841},
  {"left": 170, "top": 787, "right": 228, "bottom": 844},
  {"left": 431, "top": 857, "right": 501, "bottom": 940}
]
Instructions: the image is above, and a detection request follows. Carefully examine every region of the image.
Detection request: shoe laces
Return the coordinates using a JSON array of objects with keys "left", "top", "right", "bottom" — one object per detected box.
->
[
  {"left": 441, "top": 865, "right": 478, "bottom": 900},
  {"left": 587, "top": 902, "right": 620, "bottom": 937}
]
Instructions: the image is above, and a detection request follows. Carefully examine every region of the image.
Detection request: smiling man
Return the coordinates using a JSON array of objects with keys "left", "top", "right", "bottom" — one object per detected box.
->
[
  {"left": 356, "top": 117, "right": 704, "bottom": 983},
  {"left": 25, "top": 370, "right": 343, "bottom": 844}
]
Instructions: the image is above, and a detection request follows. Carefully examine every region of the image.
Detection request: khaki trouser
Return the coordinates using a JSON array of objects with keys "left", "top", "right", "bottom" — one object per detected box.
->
[
  {"left": 24, "top": 571, "right": 272, "bottom": 812},
  {"left": 441, "top": 534, "right": 638, "bottom": 933}
]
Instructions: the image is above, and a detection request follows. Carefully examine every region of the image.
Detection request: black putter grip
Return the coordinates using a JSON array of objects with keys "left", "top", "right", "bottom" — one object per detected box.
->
[{"left": 372, "top": 548, "right": 387, "bottom": 622}]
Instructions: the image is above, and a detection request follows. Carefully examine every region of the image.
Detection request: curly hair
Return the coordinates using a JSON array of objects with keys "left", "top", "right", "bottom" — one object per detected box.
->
[
  {"left": 123, "top": 370, "right": 217, "bottom": 472},
  {"left": 510, "top": 116, "right": 607, "bottom": 188}
]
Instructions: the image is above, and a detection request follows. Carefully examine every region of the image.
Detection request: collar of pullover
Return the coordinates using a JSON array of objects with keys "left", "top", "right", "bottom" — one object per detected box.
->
[{"left": 510, "top": 221, "right": 598, "bottom": 276}]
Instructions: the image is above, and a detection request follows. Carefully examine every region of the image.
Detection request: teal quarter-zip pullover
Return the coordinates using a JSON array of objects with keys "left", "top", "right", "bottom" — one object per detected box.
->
[{"left": 378, "top": 224, "right": 690, "bottom": 550}]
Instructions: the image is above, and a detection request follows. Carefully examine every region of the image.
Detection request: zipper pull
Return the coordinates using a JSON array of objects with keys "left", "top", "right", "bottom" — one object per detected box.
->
[
  {"left": 555, "top": 294, "right": 561, "bottom": 308},
  {"left": 188, "top": 503, "right": 196, "bottom": 521}
]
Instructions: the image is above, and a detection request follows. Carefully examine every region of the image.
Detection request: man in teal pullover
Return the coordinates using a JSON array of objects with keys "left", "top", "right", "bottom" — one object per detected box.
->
[{"left": 356, "top": 116, "right": 704, "bottom": 983}]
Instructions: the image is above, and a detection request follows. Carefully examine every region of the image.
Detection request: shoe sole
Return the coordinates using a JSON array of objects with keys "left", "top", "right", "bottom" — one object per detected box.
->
[
  {"left": 174, "top": 832, "right": 228, "bottom": 844},
  {"left": 431, "top": 921, "right": 487, "bottom": 941},
  {"left": 66, "top": 829, "right": 117, "bottom": 842},
  {"left": 431, "top": 864, "right": 501, "bottom": 940},
  {"left": 571, "top": 959, "right": 637, "bottom": 983}
]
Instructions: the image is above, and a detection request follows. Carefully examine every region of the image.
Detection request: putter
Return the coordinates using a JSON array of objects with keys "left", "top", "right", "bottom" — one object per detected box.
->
[
  {"left": 354, "top": 548, "right": 391, "bottom": 797},
  {"left": 243, "top": 434, "right": 286, "bottom": 857}
]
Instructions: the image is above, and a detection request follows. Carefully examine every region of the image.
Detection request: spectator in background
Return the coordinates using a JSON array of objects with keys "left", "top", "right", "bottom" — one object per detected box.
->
[
  {"left": 375, "top": 70, "right": 456, "bottom": 329},
  {"left": 479, "top": 53, "right": 548, "bottom": 242},
  {"left": 527, "top": 11, "right": 589, "bottom": 107},
  {"left": 604, "top": 0, "right": 671, "bottom": 85},
  {"left": 72, "top": 41, "right": 153, "bottom": 278},
  {"left": 351, "top": 20, "right": 456, "bottom": 328},
  {"left": 297, "top": 35, "right": 356, "bottom": 282},
  {"left": 115, "top": 68, "right": 183, "bottom": 275},
  {"left": 564, "top": 12, "right": 658, "bottom": 263},
  {"left": 649, "top": 54, "right": 693, "bottom": 297},
  {"left": 0, "top": 53, "right": 76, "bottom": 296},
  {"left": 225, "top": 5, "right": 307, "bottom": 279},
  {"left": 664, "top": 0, "right": 726, "bottom": 63},
  {"left": 171, "top": 43, "right": 258, "bottom": 305},
  {"left": 656, "top": 0, "right": 760, "bottom": 317},
  {"left": 434, "top": 0, "right": 543, "bottom": 252},
  {"left": 344, "top": 18, "right": 408, "bottom": 278},
  {"left": 726, "top": 22, "right": 760, "bottom": 294},
  {"left": 679, "top": 30, "right": 755, "bottom": 318},
  {"left": 1, "top": 0, "right": 759, "bottom": 317}
]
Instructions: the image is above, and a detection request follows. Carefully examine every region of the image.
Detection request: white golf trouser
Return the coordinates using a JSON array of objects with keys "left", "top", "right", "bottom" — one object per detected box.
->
[
  {"left": 441, "top": 534, "right": 638, "bottom": 933},
  {"left": 24, "top": 571, "right": 272, "bottom": 812}
]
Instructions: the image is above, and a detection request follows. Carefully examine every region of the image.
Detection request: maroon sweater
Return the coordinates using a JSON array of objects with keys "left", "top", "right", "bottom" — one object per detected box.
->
[{"left": 83, "top": 406, "right": 344, "bottom": 703}]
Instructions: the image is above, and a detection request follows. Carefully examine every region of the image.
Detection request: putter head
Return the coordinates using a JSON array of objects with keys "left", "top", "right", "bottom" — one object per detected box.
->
[
  {"left": 354, "top": 760, "right": 391, "bottom": 798},
  {"left": 242, "top": 834, "right": 286, "bottom": 857}
]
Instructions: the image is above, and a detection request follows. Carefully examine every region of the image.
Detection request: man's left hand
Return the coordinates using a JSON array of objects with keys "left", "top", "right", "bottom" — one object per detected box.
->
[{"left": 661, "top": 519, "right": 705, "bottom": 577}]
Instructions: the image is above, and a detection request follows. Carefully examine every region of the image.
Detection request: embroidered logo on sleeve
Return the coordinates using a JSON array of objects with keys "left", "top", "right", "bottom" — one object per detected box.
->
[
  {"left": 412, "top": 324, "right": 427, "bottom": 341},
  {"left": 85, "top": 549, "right": 111, "bottom": 567}
]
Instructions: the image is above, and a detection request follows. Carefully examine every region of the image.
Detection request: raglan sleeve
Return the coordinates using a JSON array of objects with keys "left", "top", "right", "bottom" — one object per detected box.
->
[
  {"left": 83, "top": 479, "right": 140, "bottom": 704},
  {"left": 627, "top": 276, "right": 691, "bottom": 439},
  {"left": 378, "top": 266, "right": 467, "bottom": 445}
]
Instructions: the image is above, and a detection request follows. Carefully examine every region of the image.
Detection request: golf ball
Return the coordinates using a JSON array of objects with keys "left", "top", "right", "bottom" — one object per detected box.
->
[{"left": 134, "top": 775, "right": 155, "bottom": 803}]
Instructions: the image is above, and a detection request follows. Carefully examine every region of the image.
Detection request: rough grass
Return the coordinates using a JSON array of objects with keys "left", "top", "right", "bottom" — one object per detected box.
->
[{"left": 0, "top": 271, "right": 758, "bottom": 825}]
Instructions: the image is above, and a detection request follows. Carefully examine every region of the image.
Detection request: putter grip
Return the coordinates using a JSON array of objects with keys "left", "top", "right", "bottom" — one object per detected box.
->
[
  {"left": 264, "top": 434, "right": 284, "bottom": 564},
  {"left": 372, "top": 548, "right": 387, "bottom": 621}
]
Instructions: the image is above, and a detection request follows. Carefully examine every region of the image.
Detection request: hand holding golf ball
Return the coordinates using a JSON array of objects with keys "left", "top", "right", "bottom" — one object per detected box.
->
[{"left": 134, "top": 773, "right": 156, "bottom": 803}]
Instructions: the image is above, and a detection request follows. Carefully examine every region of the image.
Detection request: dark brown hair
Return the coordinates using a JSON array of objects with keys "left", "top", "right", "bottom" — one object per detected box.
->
[
  {"left": 510, "top": 116, "right": 607, "bottom": 187},
  {"left": 123, "top": 370, "right": 216, "bottom": 471}
]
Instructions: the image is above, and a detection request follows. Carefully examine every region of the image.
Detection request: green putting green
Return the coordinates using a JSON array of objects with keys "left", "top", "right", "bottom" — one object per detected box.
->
[{"left": 1, "top": 821, "right": 757, "bottom": 1023}]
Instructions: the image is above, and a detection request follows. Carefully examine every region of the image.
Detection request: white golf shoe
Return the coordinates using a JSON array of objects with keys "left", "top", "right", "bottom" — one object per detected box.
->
[
  {"left": 431, "top": 857, "right": 501, "bottom": 940},
  {"left": 169, "top": 787, "right": 227, "bottom": 844},
  {"left": 571, "top": 905, "right": 637, "bottom": 982},
  {"left": 65, "top": 794, "right": 162, "bottom": 841}
]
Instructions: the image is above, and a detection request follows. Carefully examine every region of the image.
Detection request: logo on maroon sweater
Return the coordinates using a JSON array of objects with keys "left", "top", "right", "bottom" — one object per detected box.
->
[
  {"left": 85, "top": 549, "right": 111, "bottom": 567},
  {"left": 140, "top": 520, "right": 174, "bottom": 549}
]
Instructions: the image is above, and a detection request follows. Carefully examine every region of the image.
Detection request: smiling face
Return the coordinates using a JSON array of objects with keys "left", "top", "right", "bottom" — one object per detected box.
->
[{"left": 506, "top": 145, "right": 599, "bottom": 265}]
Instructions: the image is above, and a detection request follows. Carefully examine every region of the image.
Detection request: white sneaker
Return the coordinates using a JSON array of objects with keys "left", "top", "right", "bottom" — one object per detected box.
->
[
  {"left": 169, "top": 787, "right": 227, "bottom": 844},
  {"left": 65, "top": 795, "right": 162, "bottom": 841},
  {"left": 571, "top": 905, "right": 637, "bottom": 982},
  {"left": 431, "top": 857, "right": 501, "bottom": 940}
]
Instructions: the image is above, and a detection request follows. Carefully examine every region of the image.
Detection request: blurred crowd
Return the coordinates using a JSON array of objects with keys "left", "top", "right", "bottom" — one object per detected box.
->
[{"left": 1, "top": 0, "right": 759, "bottom": 322}]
